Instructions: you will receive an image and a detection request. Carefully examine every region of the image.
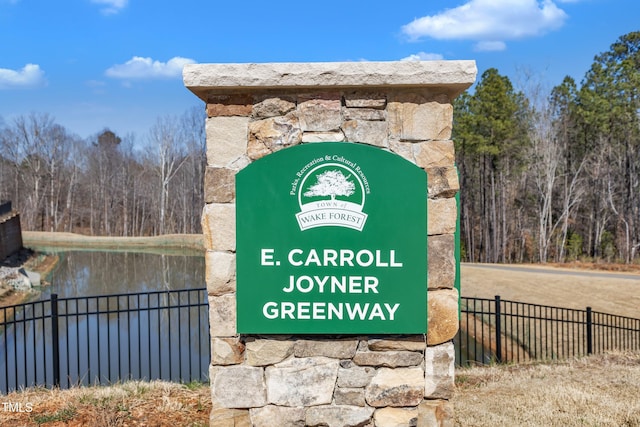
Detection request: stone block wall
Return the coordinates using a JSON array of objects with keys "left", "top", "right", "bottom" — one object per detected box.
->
[{"left": 184, "top": 61, "right": 476, "bottom": 427}]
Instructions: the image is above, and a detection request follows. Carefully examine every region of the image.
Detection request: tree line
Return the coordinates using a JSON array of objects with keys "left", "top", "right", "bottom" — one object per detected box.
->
[
  {"left": 1, "top": 32, "right": 638, "bottom": 264},
  {"left": 454, "top": 31, "right": 640, "bottom": 264},
  {"left": 0, "top": 107, "right": 205, "bottom": 236}
]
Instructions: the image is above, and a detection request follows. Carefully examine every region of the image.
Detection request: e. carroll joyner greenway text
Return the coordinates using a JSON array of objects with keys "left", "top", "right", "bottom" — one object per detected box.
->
[{"left": 259, "top": 248, "right": 403, "bottom": 321}]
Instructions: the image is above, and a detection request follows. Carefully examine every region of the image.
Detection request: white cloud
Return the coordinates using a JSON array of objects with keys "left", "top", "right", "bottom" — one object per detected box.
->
[
  {"left": 105, "top": 56, "right": 196, "bottom": 80},
  {"left": 0, "top": 64, "right": 46, "bottom": 89},
  {"left": 91, "top": 0, "right": 128, "bottom": 15},
  {"left": 474, "top": 41, "right": 507, "bottom": 52},
  {"left": 401, "top": 52, "right": 445, "bottom": 61},
  {"left": 402, "top": 0, "right": 567, "bottom": 42}
]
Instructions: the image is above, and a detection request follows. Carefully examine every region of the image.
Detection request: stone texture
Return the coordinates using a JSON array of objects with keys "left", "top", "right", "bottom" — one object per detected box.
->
[
  {"left": 252, "top": 97, "right": 296, "bottom": 118},
  {"left": 211, "top": 337, "right": 245, "bottom": 365},
  {"left": 202, "top": 203, "right": 235, "bottom": 251},
  {"left": 368, "top": 336, "right": 426, "bottom": 352},
  {"left": 389, "top": 140, "right": 417, "bottom": 163},
  {"left": 365, "top": 367, "right": 425, "bottom": 407},
  {"left": 205, "top": 250, "right": 236, "bottom": 295},
  {"left": 374, "top": 407, "right": 419, "bottom": 427},
  {"left": 427, "top": 288, "right": 459, "bottom": 346},
  {"left": 427, "top": 234, "right": 455, "bottom": 290},
  {"left": 337, "top": 364, "right": 376, "bottom": 388},
  {"left": 204, "top": 167, "right": 235, "bottom": 203},
  {"left": 184, "top": 61, "right": 477, "bottom": 100},
  {"left": 427, "top": 198, "right": 457, "bottom": 236},
  {"left": 334, "top": 387, "right": 366, "bottom": 406},
  {"left": 294, "top": 338, "right": 358, "bottom": 359},
  {"left": 0, "top": 267, "right": 33, "bottom": 292},
  {"left": 207, "top": 103, "right": 253, "bottom": 117},
  {"left": 211, "top": 365, "right": 267, "bottom": 408},
  {"left": 353, "top": 350, "right": 423, "bottom": 368},
  {"left": 425, "top": 342, "right": 455, "bottom": 399},
  {"left": 388, "top": 94, "right": 453, "bottom": 142},
  {"left": 207, "top": 94, "right": 253, "bottom": 117},
  {"left": 342, "top": 119, "right": 388, "bottom": 147},
  {"left": 245, "top": 338, "right": 295, "bottom": 366},
  {"left": 344, "top": 93, "right": 386, "bottom": 109},
  {"left": 301, "top": 131, "right": 346, "bottom": 143},
  {"left": 247, "top": 113, "right": 302, "bottom": 160},
  {"left": 266, "top": 357, "right": 339, "bottom": 407},
  {"left": 250, "top": 405, "right": 305, "bottom": 427},
  {"left": 209, "top": 294, "right": 237, "bottom": 337},
  {"left": 427, "top": 167, "right": 459, "bottom": 199},
  {"left": 413, "top": 140, "right": 455, "bottom": 169},
  {"left": 298, "top": 97, "right": 342, "bottom": 131},
  {"left": 205, "top": 117, "right": 249, "bottom": 168},
  {"left": 344, "top": 107, "right": 386, "bottom": 121},
  {"left": 417, "top": 400, "right": 454, "bottom": 427},
  {"left": 210, "top": 405, "right": 251, "bottom": 427},
  {"left": 305, "top": 405, "right": 375, "bottom": 427}
]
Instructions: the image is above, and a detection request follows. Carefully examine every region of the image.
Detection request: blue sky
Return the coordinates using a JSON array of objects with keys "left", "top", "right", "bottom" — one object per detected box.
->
[{"left": 1, "top": 0, "right": 638, "bottom": 140}]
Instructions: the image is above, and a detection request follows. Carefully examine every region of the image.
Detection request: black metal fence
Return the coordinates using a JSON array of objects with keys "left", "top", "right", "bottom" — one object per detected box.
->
[
  {"left": 4, "top": 290, "right": 639, "bottom": 392},
  {"left": 456, "top": 295, "right": 640, "bottom": 366},
  {"left": 1, "top": 288, "right": 210, "bottom": 395}
]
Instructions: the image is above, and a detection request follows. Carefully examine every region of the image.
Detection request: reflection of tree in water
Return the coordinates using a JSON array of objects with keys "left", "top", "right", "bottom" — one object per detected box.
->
[
  {"left": 1, "top": 259, "right": 209, "bottom": 392},
  {"left": 44, "top": 251, "right": 205, "bottom": 299},
  {"left": 160, "top": 254, "right": 174, "bottom": 291}
]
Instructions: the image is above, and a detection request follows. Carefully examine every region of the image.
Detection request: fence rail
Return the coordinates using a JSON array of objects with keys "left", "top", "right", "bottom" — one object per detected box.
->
[
  {"left": 1, "top": 288, "right": 210, "bottom": 395},
  {"left": 3, "top": 290, "right": 639, "bottom": 392},
  {"left": 456, "top": 295, "right": 640, "bottom": 366}
]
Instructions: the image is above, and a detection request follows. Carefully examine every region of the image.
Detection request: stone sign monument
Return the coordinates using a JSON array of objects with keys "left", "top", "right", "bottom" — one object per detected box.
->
[{"left": 184, "top": 60, "right": 476, "bottom": 427}]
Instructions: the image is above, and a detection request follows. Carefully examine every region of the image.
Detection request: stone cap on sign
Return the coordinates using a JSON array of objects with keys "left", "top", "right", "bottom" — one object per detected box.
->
[{"left": 183, "top": 61, "right": 477, "bottom": 100}]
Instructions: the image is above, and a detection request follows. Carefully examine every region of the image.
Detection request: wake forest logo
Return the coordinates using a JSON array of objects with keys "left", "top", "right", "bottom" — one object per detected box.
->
[{"left": 290, "top": 155, "right": 370, "bottom": 232}]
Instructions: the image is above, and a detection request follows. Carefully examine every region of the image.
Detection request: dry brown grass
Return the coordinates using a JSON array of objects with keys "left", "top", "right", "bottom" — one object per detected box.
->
[
  {"left": 458, "top": 264, "right": 640, "bottom": 424},
  {"left": 454, "top": 351, "right": 640, "bottom": 426},
  {"left": 0, "top": 380, "right": 210, "bottom": 426},
  {"left": 461, "top": 263, "right": 640, "bottom": 318}
]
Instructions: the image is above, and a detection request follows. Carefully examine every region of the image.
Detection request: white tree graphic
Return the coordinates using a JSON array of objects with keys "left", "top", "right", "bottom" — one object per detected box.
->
[{"left": 304, "top": 170, "right": 355, "bottom": 200}]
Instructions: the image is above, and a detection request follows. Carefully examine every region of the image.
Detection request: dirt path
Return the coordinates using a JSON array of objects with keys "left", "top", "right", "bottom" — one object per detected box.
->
[{"left": 461, "top": 263, "right": 640, "bottom": 318}]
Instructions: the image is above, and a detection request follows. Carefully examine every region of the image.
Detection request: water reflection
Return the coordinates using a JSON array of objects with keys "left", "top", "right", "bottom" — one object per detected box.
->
[
  {"left": 1, "top": 251, "right": 208, "bottom": 393},
  {"left": 39, "top": 251, "right": 205, "bottom": 299}
]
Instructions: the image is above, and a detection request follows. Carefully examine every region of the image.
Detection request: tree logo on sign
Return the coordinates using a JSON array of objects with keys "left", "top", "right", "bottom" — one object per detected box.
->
[
  {"left": 295, "top": 161, "right": 368, "bottom": 231},
  {"left": 303, "top": 170, "right": 355, "bottom": 200}
]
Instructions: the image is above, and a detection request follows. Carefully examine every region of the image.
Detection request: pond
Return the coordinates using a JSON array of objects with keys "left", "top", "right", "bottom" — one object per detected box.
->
[
  {"left": 37, "top": 250, "right": 205, "bottom": 300},
  {"left": 1, "top": 250, "right": 209, "bottom": 394}
]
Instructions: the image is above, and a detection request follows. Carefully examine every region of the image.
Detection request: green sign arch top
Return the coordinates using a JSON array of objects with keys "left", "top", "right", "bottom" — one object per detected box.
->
[{"left": 236, "top": 142, "right": 427, "bottom": 334}]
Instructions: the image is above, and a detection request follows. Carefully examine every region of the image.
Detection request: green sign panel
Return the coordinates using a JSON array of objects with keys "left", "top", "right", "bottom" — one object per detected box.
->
[{"left": 236, "top": 142, "right": 427, "bottom": 334}]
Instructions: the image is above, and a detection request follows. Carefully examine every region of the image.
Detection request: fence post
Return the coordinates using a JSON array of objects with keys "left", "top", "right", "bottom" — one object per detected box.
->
[
  {"left": 51, "top": 293, "right": 60, "bottom": 388},
  {"left": 495, "top": 295, "right": 502, "bottom": 363},
  {"left": 586, "top": 306, "right": 593, "bottom": 355}
]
